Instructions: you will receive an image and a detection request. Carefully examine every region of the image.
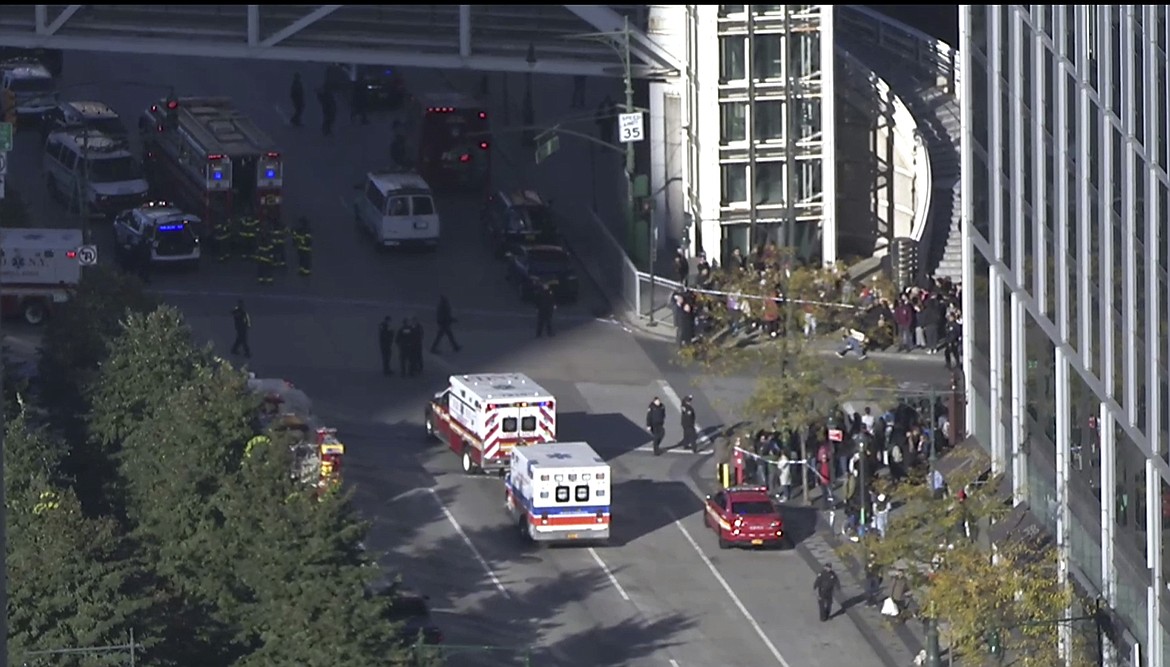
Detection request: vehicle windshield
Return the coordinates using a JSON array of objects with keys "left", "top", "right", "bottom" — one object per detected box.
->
[
  {"left": 731, "top": 501, "right": 776, "bottom": 515},
  {"left": 526, "top": 249, "right": 570, "bottom": 274},
  {"left": 10, "top": 77, "right": 53, "bottom": 94},
  {"left": 87, "top": 156, "right": 142, "bottom": 183},
  {"left": 508, "top": 206, "right": 554, "bottom": 233},
  {"left": 87, "top": 118, "right": 126, "bottom": 137}
]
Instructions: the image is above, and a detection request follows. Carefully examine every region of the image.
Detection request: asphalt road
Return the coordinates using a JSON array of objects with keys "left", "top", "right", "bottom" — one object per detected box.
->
[{"left": 5, "top": 53, "right": 927, "bottom": 667}]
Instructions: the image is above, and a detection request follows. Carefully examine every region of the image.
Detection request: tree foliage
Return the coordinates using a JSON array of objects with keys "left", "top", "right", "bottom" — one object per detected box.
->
[
  {"left": 18, "top": 284, "right": 422, "bottom": 665},
  {"left": 846, "top": 476, "right": 1095, "bottom": 666}
]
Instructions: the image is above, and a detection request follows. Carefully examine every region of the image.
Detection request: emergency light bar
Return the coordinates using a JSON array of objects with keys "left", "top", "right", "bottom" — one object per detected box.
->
[
  {"left": 157, "top": 224, "right": 185, "bottom": 232},
  {"left": 66, "top": 250, "right": 77, "bottom": 259}
]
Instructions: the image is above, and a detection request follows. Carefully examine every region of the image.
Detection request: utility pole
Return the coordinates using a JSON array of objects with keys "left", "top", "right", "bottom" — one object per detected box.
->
[{"left": 621, "top": 14, "right": 637, "bottom": 267}]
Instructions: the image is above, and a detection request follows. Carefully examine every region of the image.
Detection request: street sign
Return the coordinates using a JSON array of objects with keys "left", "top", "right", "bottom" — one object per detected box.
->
[
  {"left": 0, "top": 122, "right": 11, "bottom": 153},
  {"left": 77, "top": 245, "right": 98, "bottom": 266},
  {"left": 535, "top": 133, "right": 560, "bottom": 164},
  {"left": 618, "top": 112, "right": 644, "bottom": 143}
]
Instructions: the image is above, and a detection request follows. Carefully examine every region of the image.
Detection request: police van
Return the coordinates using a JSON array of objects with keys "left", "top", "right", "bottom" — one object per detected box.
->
[
  {"left": 354, "top": 170, "right": 440, "bottom": 249},
  {"left": 425, "top": 373, "right": 556, "bottom": 474},
  {"left": 43, "top": 129, "right": 149, "bottom": 219},
  {"left": 505, "top": 442, "right": 611, "bottom": 544},
  {"left": 112, "top": 201, "right": 201, "bottom": 267}
]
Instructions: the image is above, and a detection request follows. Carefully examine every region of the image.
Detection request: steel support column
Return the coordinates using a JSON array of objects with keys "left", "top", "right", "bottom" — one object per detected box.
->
[
  {"left": 986, "top": 7, "right": 1007, "bottom": 473},
  {"left": 1008, "top": 7, "right": 1028, "bottom": 503},
  {"left": 36, "top": 5, "right": 81, "bottom": 36},
  {"left": 819, "top": 5, "right": 837, "bottom": 267},
  {"left": 959, "top": 6, "right": 978, "bottom": 449},
  {"left": 458, "top": 5, "right": 471, "bottom": 59},
  {"left": 247, "top": 5, "right": 259, "bottom": 47},
  {"left": 260, "top": 5, "right": 344, "bottom": 48}
]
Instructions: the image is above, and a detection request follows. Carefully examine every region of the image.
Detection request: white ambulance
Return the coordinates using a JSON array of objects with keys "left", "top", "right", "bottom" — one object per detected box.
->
[
  {"left": 505, "top": 442, "right": 611, "bottom": 544},
  {"left": 425, "top": 373, "right": 556, "bottom": 474}
]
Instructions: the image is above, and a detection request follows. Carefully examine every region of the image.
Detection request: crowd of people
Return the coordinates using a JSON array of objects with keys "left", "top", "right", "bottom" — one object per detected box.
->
[{"left": 664, "top": 243, "right": 965, "bottom": 363}]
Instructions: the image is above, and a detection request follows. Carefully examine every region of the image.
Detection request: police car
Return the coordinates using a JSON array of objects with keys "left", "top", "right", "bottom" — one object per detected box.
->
[
  {"left": 325, "top": 63, "right": 406, "bottom": 111},
  {"left": 481, "top": 189, "right": 561, "bottom": 257},
  {"left": 112, "top": 201, "right": 201, "bottom": 267},
  {"left": 703, "top": 485, "right": 790, "bottom": 549},
  {"left": 1, "top": 60, "right": 58, "bottom": 121}
]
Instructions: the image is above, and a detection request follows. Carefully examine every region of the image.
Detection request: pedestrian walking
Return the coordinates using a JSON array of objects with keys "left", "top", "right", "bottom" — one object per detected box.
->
[
  {"left": 231, "top": 300, "right": 251, "bottom": 358},
  {"left": 318, "top": 87, "right": 336, "bottom": 136},
  {"left": 378, "top": 316, "right": 394, "bottom": 376},
  {"left": 646, "top": 397, "right": 666, "bottom": 456},
  {"left": 293, "top": 217, "right": 313, "bottom": 276},
  {"left": 350, "top": 81, "right": 370, "bottom": 125},
  {"left": 534, "top": 280, "right": 556, "bottom": 338},
  {"left": 395, "top": 319, "right": 412, "bottom": 377},
  {"left": 289, "top": 73, "right": 305, "bottom": 126},
  {"left": 674, "top": 248, "right": 690, "bottom": 286},
  {"left": 813, "top": 564, "right": 840, "bottom": 622},
  {"left": 431, "top": 295, "right": 462, "bottom": 353},
  {"left": 680, "top": 395, "right": 699, "bottom": 453},
  {"left": 943, "top": 313, "right": 963, "bottom": 369}
]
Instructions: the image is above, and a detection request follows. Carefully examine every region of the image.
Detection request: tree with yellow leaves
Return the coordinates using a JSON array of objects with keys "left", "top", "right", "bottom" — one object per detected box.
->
[{"left": 849, "top": 475, "right": 1099, "bottom": 667}]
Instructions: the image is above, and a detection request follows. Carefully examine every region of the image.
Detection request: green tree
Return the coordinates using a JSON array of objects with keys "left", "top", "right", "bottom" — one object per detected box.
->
[
  {"left": 5, "top": 414, "right": 166, "bottom": 667},
  {"left": 37, "top": 266, "right": 158, "bottom": 513}
]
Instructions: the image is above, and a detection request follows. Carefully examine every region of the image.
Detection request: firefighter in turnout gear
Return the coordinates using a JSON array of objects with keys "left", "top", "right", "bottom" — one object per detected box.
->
[
  {"left": 238, "top": 216, "right": 260, "bottom": 259},
  {"left": 214, "top": 220, "right": 234, "bottom": 261},
  {"left": 255, "top": 229, "right": 275, "bottom": 285},
  {"left": 271, "top": 218, "right": 288, "bottom": 269},
  {"left": 293, "top": 217, "right": 313, "bottom": 277}
]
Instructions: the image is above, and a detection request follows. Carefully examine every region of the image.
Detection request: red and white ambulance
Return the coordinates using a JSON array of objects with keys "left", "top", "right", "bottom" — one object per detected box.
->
[{"left": 425, "top": 373, "right": 556, "bottom": 474}]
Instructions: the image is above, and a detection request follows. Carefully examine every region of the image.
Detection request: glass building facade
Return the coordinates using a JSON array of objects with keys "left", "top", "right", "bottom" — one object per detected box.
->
[
  {"left": 960, "top": 6, "right": 1170, "bottom": 664},
  {"left": 704, "top": 4, "right": 836, "bottom": 265}
]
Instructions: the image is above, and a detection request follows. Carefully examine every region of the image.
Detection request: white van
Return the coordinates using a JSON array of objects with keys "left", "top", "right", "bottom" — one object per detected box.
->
[
  {"left": 354, "top": 170, "right": 440, "bottom": 249},
  {"left": 43, "top": 129, "right": 149, "bottom": 219}
]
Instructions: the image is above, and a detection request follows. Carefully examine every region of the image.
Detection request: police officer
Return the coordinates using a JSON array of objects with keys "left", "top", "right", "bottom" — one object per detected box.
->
[
  {"left": 813, "top": 563, "right": 840, "bottom": 622},
  {"left": 681, "top": 395, "right": 699, "bottom": 453},
  {"left": 534, "top": 280, "right": 556, "bottom": 338},
  {"left": 378, "top": 316, "right": 394, "bottom": 376},
  {"left": 646, "top": 397, "right": 666, "bottom": 456},
  {"left": 214, "top": 220, "right": 234, "bottom": 261},
  {"left": 255, "top": 228, "right": 275, "bottom": 285},
  {"left": 293, "top": 217, "right": 313, "bottom": 277},
  {"left": 231, "top": 299, "right": 251, "bottom": 358},
  {"left": 270, "top": 219, "right": 288, "bottom": 269}
]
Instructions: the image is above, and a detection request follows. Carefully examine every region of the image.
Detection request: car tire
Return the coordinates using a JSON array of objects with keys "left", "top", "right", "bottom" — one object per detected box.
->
[
  {"left": 461, "top": 447, "right": 478, "bottom": 475},
  {"left": 717, "top": 534, "right": 731, "bottom": 550},
  {"left": 21, "top": 299, "right": 47, "bottom": 326},
  {"left": 518, "top": 515, "right": 531, "bottom": 542}
]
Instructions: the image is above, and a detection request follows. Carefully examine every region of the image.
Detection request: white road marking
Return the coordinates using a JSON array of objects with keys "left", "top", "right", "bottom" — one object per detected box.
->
[
  {"left": 388, "top": 487, "right": 430, "bottom": 503},
  {"left": 273, "top": 104, "right": 292, "bottom": 125},
  {"left": 587, "top": 547, "right": 630, "bottom": 602},
  {"left": 425, "top": 488, "right": 509, "bottom": 597},
  {"left": 631, "top": 445, "right": 710, "bottom": 456},
  {"left": 673, "top": 518, "right": 793, "bottom": 667},
  {"left": 669, "top": 660, "right": 681, "bottom": 667}
]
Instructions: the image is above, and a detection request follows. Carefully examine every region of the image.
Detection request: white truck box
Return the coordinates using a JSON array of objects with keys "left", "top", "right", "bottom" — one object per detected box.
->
[{"left": 0, "top": 228, "right": 83, "bottom": 285}]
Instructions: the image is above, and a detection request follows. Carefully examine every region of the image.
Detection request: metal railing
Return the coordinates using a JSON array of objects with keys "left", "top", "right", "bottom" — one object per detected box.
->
[{"left": 838, "top": 5, "right": 961, "bottom": 99}]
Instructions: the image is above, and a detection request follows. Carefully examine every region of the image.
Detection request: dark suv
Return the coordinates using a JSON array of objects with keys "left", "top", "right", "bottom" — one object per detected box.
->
[
  {"left": 481, "top": 189, "right": 561, "bottom": 257},
  {"left": 325, "top": 63, "right": 407, "bottom": 111}
]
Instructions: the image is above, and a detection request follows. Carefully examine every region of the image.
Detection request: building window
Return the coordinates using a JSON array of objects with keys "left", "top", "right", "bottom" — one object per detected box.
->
[
  {"left": 719, "top": 4, "right": 744, "bottom": 16},
  {"left": 797, "top": 98, "right": 821, "bottom": 140},
  {"left": 720, "top": 36, "right": 746, "bottom": 83},
  {"left": 754, "top": 5, "right": 784, "bottom": 14},
  {"left": 796, "top": 160, "right": 822, "bottom": 201},
  {"left": 754, "top": 100, "right": 784, "bottom": 141},
  {"left": 790, "top": 32, "right": 821, "bottom": 78},
  {"left": 755, "top": 162, "right": 785, "bottom": 205},
  {"left": 753, "top": 33, "right": 783, "bottom": 80},
  {"left": 720, "top": 101, "right": 747, "bottom": 143},
  {"left": 721, "top": 163, "right": 748, "bottom": 205}
]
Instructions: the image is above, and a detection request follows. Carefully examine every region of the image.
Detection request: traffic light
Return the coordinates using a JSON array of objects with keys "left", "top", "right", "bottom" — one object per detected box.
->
[
  {"left": 2, "top": 88, "right": 16, "bottom": 125},
  {"left": 164, "top": 96, "right": 179, "bottom": 130}
]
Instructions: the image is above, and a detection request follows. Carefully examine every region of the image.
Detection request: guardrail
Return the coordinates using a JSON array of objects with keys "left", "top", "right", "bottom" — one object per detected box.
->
[
  {"left": 838, "top": 5, "right": 960, "bottom": 99},
  {"left": 837, "top": 48, "right": 933, "bottom": 248}
]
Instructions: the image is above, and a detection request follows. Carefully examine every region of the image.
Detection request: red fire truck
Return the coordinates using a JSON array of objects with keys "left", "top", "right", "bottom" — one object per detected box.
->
[
  {"left": 407, "top": 92, "right": 491, "bottom": 193},
  {"left": 139, "top": 96, "right": 283, "bottom": 237}
]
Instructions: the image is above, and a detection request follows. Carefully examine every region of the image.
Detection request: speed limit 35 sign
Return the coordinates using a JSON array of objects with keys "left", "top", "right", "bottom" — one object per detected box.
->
[{"left": 618, "top": 111, "right": 644, "bottom": 143}]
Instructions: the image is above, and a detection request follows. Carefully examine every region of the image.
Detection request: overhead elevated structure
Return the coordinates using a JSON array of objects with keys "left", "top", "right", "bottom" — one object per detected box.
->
[{"left": 0, "top": 4, "right": 680, "bottom": 77}]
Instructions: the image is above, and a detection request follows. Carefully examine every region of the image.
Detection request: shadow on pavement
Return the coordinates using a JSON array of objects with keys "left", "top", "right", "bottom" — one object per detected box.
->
[
  {"left": 775, "top": 504, "right": 820, "bottom": 547},
  {"left": 558, "top": 411, "right": 649, "bottom": 458},
  {"left": 381, "top": 523, "right": 698, "bottom": 667},
  {"left": 606, "top": 479, "right": 705, "bottom": 547}
]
